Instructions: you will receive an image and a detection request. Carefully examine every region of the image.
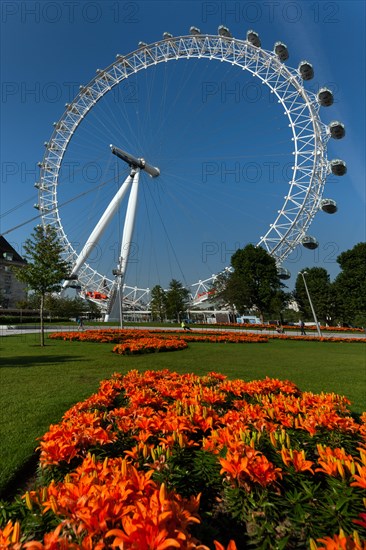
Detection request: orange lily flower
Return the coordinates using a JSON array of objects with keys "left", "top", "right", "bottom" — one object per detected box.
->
[
  {"left": 312, "top": 529, "right": 366, "bottom": 549},
  {"left": 214, "top": 541, "right": 238, "bottom": 550},
  {"left": 280, "top": 448, "right": 314, "bottom": 473}
]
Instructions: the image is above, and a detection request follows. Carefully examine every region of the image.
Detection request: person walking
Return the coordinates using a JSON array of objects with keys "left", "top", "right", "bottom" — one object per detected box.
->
[{"left": 299, "top": 319, "right": 306, "bottom": 336}]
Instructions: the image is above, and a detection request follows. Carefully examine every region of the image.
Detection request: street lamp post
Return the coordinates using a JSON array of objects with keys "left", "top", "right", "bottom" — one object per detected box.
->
[
  {"left": 300, "top": 271, "right": 322, "bottom": 337},
  {"left": 118, "top": 282, "right": 123, "bottom": 330},
  {"left": 112, "top": 269, "right": 123, "bottom": 329}
]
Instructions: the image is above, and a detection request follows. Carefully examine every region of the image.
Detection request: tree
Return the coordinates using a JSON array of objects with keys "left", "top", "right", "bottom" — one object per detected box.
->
[
  {"left": 294, "top": 268, "right": 335, "bottom": 324},
  {"left": 85, "top": 299, "right": 103, "bottom": 320},
  {"left": 165, "top": 279, "right": 190, "bottom": 322},
  {"left": 16, "top": 296, "right": 38, "bottom": 310},
  {"left": 269, "top": 289, "right": 292, "bottom": 323},
  {"left": 44, "top": 295, "right": 101, "bottom": 320},
  {"left": 334, "top": 242, "right": 366, "bottom": 326},
  {"left": 13, "top": 225, "right": 70, "bottom": 346},
  {"left": 218, "top": 244, "right": 283, "bottom": 321},
  {"left": 150, "top": 285, "right": 167, "bottom": 322}
]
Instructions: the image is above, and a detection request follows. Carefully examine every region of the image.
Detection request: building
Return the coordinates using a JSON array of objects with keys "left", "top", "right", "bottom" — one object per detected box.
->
[{"left": 0, "top": 236, "right": 27, "bottom": 308}]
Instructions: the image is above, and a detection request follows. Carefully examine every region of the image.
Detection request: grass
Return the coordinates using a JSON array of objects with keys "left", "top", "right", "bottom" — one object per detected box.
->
[{"left": 0, "top": 332, "right": 365, "bottom": 498}]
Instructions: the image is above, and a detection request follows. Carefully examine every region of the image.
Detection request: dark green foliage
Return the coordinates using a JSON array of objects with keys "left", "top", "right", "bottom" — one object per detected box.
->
[
  {"left": 0, "top": 497, "right": 60, "bottom": 543},
  {"left": 12, "top": 225, "right": 70, "bottom": 346},
  {"left": 334, "top": 242, "right": 366, "bottom": 325},
  {"left": 293, "top": 243, "right": 366, "bottom": 326},
  {"left": 0, "top": 316, "right": 70, "bottom": 324},
  {"left": 165, "top": 279, "right": 190, "bottom": 321},
  {"left": 220, "top": 474, "right": 366, "bottom": 548},
  {"left": 311, "top": 428, "right": 364, "bottom": 458},
  {"left": 216, "top": 244, "right": 284, "bottom": 320},
  {"left": 90, "top": 432, "right": 136, "bottom": 460},
  {"left": 294, "top": 268, "right": 335, "bottom": 324},
  {"left": 13, "top": 225, "right": 69, "bottom": 297},
  {"left": 150, "top": 285, "right": 168, "bottom": 321},
  {"left": 152, "top": 446, "right": 221, "bottom": 503},
  {"left": 44, "top": 295, "right": 101, "bottom": 320},
  {"left": 111, "top": 389, "right": 129, "bottom": 409},
  {"left": 36, "top": 458, "right": 82, "bottom": 487}
]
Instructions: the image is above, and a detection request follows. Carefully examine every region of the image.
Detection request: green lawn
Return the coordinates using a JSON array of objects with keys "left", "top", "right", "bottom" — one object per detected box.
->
[{"left": 0, "top": 333, "right": 365, "bottom": 497}]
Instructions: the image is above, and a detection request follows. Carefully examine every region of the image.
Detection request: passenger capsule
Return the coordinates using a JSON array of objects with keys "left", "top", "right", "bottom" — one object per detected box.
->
[
  {"left": 302, "top": 236, "right": 319, "bottom": 250},
  {"left": 277, "top": 267, "right": 291, "bottom": 280},
  {"left": 298, "top": 61, "right": 314, "bottom": 80},
  {"left": 218, "top": 25, "right": 232, "bottom": 38},
  {"left": 163, "top": 32, "right": 173, "bottom": 39},
  {"left": 190, "top": 26, "right": 201, "bottom": 35},
  {"left": 66, "top": 103, "right": 78, "bottom": 114},
  {"left": 330, "top": 159, "right": 347, "bottom": 176},
  {"left": 318, "top": 87, "right": 334, "bottom": 107},
  {"left": 329, "top": 121, "right": 345, "bottom": 140},
  {"left": 138, "top": 41, "right": 147, "bottom": 48},
  {"left": 274, "top": 42, "right": 289, "bottom": 61},
  {"left": 320, "top": 199, "right": 338, "bottom": 214},
  {"left": 247, "top": 30, "right": 261, "bottom": 47}
]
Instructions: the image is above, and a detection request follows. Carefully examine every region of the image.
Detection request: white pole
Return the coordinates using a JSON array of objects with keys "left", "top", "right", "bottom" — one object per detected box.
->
[
  {"left": 301, "top": 271, "right": 322, "bottom": 337},
  {"left": 118, "top": 169, "right": 140, "bottom": 281},
  {"left": 62, "top": 173, "right": 133, "bottom": 288},
  {"left": 113, "top": 169, "right": 141, "bottom": 327}
]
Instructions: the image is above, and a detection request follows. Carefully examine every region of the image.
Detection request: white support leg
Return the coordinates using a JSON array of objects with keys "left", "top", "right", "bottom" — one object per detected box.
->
[
  {"left": 62, "top": 173, "right": 133, "bottom": 289},
  {"left": 118, "top": 169, "right": 140, "bottom": 282},
  {"left": 107, "top": 169, "right": 140, "bottom": 322}
]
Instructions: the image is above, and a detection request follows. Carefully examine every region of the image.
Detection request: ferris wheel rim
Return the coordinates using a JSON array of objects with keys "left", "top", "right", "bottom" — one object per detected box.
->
[{"left": 37, "top": 32, "right": 331, "bottom": 300}]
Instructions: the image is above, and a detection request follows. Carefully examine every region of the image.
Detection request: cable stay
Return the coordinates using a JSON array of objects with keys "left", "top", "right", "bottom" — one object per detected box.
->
[
  {"left": 0, "top": 195, "right": 37, "bottom": 219},
  {"left": 145, "top": 181, "right": 189, "bottom": 288},
  {"left": 1, "top": 175, "right": 122, "bottom": 237}
]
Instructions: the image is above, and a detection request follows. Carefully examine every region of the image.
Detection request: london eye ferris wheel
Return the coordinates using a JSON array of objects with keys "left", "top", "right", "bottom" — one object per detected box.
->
[{"left": 35, "top": 27, "right": 346, "bottom": 317}]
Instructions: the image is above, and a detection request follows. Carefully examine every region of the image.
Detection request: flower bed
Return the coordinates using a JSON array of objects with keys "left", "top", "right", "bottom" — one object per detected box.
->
[
  {"left": 1, "top": 370, "right": 365, "bottom": 549},
  {"left": 48, "top": 329, "right": 269, "bottom": 345},
  {"left": 218, "top": 323, "right": 365, "bottom": 334},
  {"left": 48, "top": 328, "right": 365, "bottom": 346},
  {"left": 269, "top": 334, "right": 366, "bottom": 343},
  {"left": 112, "top": 337, "right": 188, "bottom": 355}
]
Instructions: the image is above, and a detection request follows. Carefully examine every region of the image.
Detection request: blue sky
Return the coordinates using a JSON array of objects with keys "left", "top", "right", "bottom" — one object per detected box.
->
[{"left": 1, "top": 0, "right": 365, "bottom": 292}]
